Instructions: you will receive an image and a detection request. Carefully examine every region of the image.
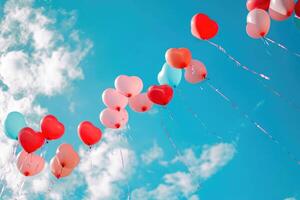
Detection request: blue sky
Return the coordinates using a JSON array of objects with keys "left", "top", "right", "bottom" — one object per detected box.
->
[{"left": 0, "top": 0, "right": 300, "bottom": 199}]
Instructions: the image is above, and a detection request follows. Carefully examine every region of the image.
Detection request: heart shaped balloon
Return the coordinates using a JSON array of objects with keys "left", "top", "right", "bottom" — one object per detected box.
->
[
  {"left": 56, "top": 143, "right": 80, "bottom": 168},
  {"left": 50, "top": 156, "right": 73, "bottom": 179},
  {"left": 19, "top": 127, "right": 45, "bottom": 153},
  {"left": 147, "top": 85, "right": 174, "bottom": 106},
  {"left": 269, "top": 0, "right": 294, "bottom": 21},
  {"left": 165, "top": 48, "right": 192, "bottom": 69},
  {"left": 100, "top": 108, "right": 128, "bottom": 129},
  {"left": 17, "top": 151, "right": 45, "bottom": 177},
  {"left": 78, "top": 121, "right": 102, "bottom": 146},
  {"left": 191, "top": 13, "right": 219, "bottom": 40},
  {"left": 296, "top": 0, "right": 300, "bottom": 17},
  {"left": 129, "top": 93, "right": 153, "bottom": 112},
  {"left": 246, "top": 0, "right": 271, "bottom": 11},
  {"left": 114, "top": 75, "right": 143, "bottom": 97},
  {"left": 41, "top": 115, "right": 65, "bottom": 140},
  {"left": 102, "top": 88, "right": 128, "bottom": 111},
  {"left": 185, "top": 59, "right": 208, "bottom": 84}
]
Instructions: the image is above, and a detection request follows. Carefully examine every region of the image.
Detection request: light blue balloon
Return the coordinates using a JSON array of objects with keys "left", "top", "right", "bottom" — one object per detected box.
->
[
  {"left": 157, "top": 63, "right": 182, "bottom": 87},
  {"left": 4, "top": 111, "right": 26, "bottom": 140},
  {"left": 294, "top": 15, "right": 300, "bottom": 30}
]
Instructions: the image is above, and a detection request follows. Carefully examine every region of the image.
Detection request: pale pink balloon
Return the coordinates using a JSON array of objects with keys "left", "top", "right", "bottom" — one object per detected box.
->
[
  {"left": 102, "top": 88, "right": 128, "bottom": 111},
  {"left": 129, "top": 93, "right": 153, "bottom": 112},
  {"left": 17, "top": 151, "right": 45, "bottom": 177},
  {"left": 184, "top": 59, "right": 207, "bottom": 84},
  {"left": 114, "top": 75, "right": 143, "bottom": 98},
  {"left": 246, "top": 9, "right": 271, "bottom": 38},
  {"left": 100, "top": 108, "right": 128, "bottom": 129},
  {"left": 56, "top": 143, "right": 80, "bottom": 169},
  {"left": 269, "top": 0, "right": 294, "bottom": 21},
  {"left": 50, "top": 156, "right": 73, "bottom": 179}
]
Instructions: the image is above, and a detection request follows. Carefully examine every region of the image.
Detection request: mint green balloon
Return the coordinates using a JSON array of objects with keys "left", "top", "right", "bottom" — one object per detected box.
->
[
  {"left": 4, "top": 111, "right": 26, "bottom": 140},
  {"left": 157, "top": 63, "right": 182, "bottom": 87}
]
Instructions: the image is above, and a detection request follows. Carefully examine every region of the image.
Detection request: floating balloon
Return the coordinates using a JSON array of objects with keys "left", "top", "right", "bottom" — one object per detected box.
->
[
  {"left": 19, "top": 127, "right": 45, "bottom": 153},
  {"left": 41, "top": 115, "right": 65, "bottom": 140},
  {"left": 100, "top": 108, "right": 128, "bottom": 129},
  {"left": 115, "top": 75, "right": 143, "bottom": 97},
  {"left": 184, "top": 59, "right": 207, "bottom": 84},
  {"left": 129, "top": 93, "right": 153, "bottom": 112},
  {"left": 4, "top": 111, "right": 26, "bottom": 140},
  {"left": 269, "top": 0, "right": 294, "bottom": 21},
  {"left": 102, "top": 88, "right": 128, "bottom": 111},
  {"left": 17, "top": 151, "right": 45, "bottom": 177},
  {"left": 147, "top": 85, "right": 174, "bottom": 106},
  {"left": 56, "top": 144, "right": 80, "bottom": 169},
  {"left": 246, "top": 9, "right": 271, "bottom": 38},
  {"left": 158, "top": 63, "right": 182, "bottom": 87},
  {"left": 295, "top": 0, "right": 300, "bottom": 17},
  {"left": 78, "top": 121, "right": 102, "bottom": 146},
  {"left": 191, "top": 13, "right": 219, "bottom": 40},
  {"left": 165, "top": 48, "right": 192, "bottom": 69},
  {"left": 50, "top": 156, "right": 73, "bottom": 179},
  {"left": 246, "top": 0, "right": 271, "bottom": 11}
]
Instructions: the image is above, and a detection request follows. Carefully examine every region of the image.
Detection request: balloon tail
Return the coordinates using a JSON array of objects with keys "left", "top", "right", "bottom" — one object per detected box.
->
[
  {"left": 88, "top": 146, "right": 93, "bottom": 168},
  {"left": 175, "top": 87, "right": 225, "bottom": 141},
  {"left": 264, "top": 37, "right": 300, "bottom": 58},
  {"left": 119, "top": 150, "right": 131, "bottom": 200},
  {"left": 206, "top": 81, "right": 300, "bottom": 166},
  {"left": 206, "top": 40, "right": 270, "bottom": 80}
]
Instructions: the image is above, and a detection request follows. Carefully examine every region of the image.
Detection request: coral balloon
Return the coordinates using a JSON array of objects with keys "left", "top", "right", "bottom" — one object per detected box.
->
[
  {"left": 269, "top": 0, "right": 294, "bottom": 21},
  {"left": 102, "top": 88, "right": 128, "bottom": 111},
  {"left": 165, "top": 48, "right": 192, "bottom": 69},
  {"left": 129, "top": 93, "right": 153, "bottom": 112},
  {"left": 191, "top": 13, "right": 219, "bottom": 40},
  {"left": 100, "top": 108, "right": 128, "bottom": 129},
  {"left": 184, "top": 60, "right": 207, "bottom": 84},
  {"left": 50, "top": 156, "right": 73, "bottom": 179},
  {"left": 19, "top": 127, "right": 45, "bottom": 153},
  {"left": 56, "top": 143, "right": 80, "bottom": 168},
  {"left": 78, "top": 121, "right": 102, "bottom": 146},
  {"left": 246, "top": 9, "right": 271, "bottom": 38},
  {"left": 41, "top": 115, "right": 65, "bottom": 140},
  {"left": 17, "top": 151, "right": 45, "bottom": 177},
  {"left": 246, "top": 0, "right": 271, "bottom": 11},
  {"left": 147, "top": 85, "right": 174, "bottom": 106},
  {"left": 4, "top": 111, "right": 26, "bottom": 140},
  {"left": 114, "top": 75, "right": 143, "bottom": 98},
  {"left": 158, "top": 63, "right": 182, "bottom": 88},
  {"left": 295, "top": 0, "right": 300, "bottom": 17}
]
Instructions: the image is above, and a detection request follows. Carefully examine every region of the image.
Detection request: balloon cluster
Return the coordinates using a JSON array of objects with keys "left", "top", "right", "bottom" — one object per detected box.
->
[{"left": 246, "top": 0, "right": 300, "bottom": 39}]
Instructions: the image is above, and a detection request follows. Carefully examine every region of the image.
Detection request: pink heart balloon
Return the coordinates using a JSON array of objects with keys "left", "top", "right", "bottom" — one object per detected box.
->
[
  {"left": 17, "top": 151, "right": 45, "bottom": 177},
  {"left": 184, "top": 60, "right": 207, "bottom": 84},
  {"left": 269, "top": 0, "right": 294, "bottom": 21},
  {"left": 114, "top": 75, "right": 143, "bottom": 98},
  {"left": 50, "top": 156, "right": 73, "bottom": 179},
  {"left": 246, "top": 9, "right": 271, "bottom": 39},
  {"left": 100, "top": 108, "right": 128, "bottom": 129},
  {"left": 56, "top": 143, "right": 80, "bottom": 169},
  {"left": 102, "top": 88, "right": 128, "bottom": 111},
  {"left": 129, "top": 93, "right": 153, "bottom": 112}
]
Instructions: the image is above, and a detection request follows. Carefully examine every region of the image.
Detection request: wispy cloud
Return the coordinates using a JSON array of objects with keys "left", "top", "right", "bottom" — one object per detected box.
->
[{"left": 141, "top": 141, "right": 164, "bottom": 165}]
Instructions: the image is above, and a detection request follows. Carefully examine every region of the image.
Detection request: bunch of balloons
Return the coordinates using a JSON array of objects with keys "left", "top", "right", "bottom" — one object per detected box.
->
[
  {"left": 50, "top": 144, "right": 79, "bottom": 179},
  {"left": 246, "top": 0, "right": 299, "bottom": 39}
]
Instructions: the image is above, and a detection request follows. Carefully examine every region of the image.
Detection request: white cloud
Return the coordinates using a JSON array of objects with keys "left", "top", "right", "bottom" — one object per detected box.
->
[
  {"left": 141, "top": 142, "right": 164, "bottom": 165},
  {"left": 284, "top": 198, "right": 297, "bottom": 200},
  {"left": 132, "top": 143, "right": 236, "bottom": 200}
]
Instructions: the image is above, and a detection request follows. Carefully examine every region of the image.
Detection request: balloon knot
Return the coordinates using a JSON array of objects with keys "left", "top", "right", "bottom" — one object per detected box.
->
[
  {"left": 141, "top": 106, "right": 147, "bottom": 112},
  {"left": 127, "top": 93, "right": 132, "bottom": 98},
  {"left": 24, "top": 171, "right": 30, "bottom": 176},
  {"left": 115, "top": 123, "right": 121, "bottom": 128},
  {"left": 116, "top": 106, "right": 121, "bottom": 111}
]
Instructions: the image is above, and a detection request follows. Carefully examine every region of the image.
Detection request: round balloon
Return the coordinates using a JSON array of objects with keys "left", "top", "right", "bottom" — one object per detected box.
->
[
  {"left": 157, "top": 63, "right": 182, "bottom": 87},
  {"left": 102, "top": 88, "right": 128, "bottom": 111},
  {"left": 114, "top": 75, "right": 143, "bottom": 98},
  {"left": 129, "top": 93, "right": 153, "bottom": 112},
  {"left": 78, "top": 121, "right": 102, "bottom": 146},
  {"left": 17, "top": 151, "right": 45, "bottom": 177},
  {"left": 269, "top": 0, "right": 294, "bottom": 21},
  {"left": 4, "top": 111, "right": 26, "bottom": 140},
  {"left": 56, "top": 144, "right": 80, "bottom": 169},
  {"left": 246, "top": 9, "right": 271, "bottom": 38},
  {"left": 184, "top": 60, "right": 207, "bottom": 84}
]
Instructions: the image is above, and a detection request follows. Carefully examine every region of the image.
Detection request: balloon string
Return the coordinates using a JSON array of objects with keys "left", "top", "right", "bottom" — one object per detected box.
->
[
  {"left": 264, "top": 37, "right": 300, "bottom": 58},
  {"left": 206, "top": 81, "right": 300, "bottom": 166},
  {"left": 119, "top": 149, "right": 131, "bottom": 200},
  {"left": 15, "top": 177, "right": 25, "bottom": 200},
  {"left": 206, "top": 40, "right": 270, "bottom": 80},
  {"left": 175, "top": 87, "right": 225, "bottom": 141}
]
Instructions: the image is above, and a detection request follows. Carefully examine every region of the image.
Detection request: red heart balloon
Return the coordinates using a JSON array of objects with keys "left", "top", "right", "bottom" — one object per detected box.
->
[
  {"left": 41, "top": 115, "right": 65, "bottom": 140},
  {"left": 296, "top": 0, "right": 300, "bottom": 17},
  {"left": 147, "top": 85, "right": 174, "bottom": 106},
  {"left": 191, "top": 13, "right": 219, "bottom": 40},
  {"left": 165, "top": 48, "right": 192, "bottom": 69},
  {"left": 246, "top": 0, "right": 270, "bottom": 11},
  {"left": 78, "top": 121, "right": 102, "bottom": 146},
  {"left": 19, "top": 127, "right": 45, "bottom": 153}
]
